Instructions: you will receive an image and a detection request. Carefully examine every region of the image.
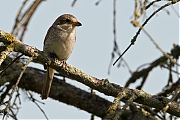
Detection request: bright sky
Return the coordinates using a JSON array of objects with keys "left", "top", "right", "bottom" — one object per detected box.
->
[{"left": 0, "top": 1, "right": 179, "bottom": 119}]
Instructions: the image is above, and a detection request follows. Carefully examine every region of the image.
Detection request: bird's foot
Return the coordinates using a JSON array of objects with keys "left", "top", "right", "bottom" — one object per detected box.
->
[
  {"left": 44, "top": 53, "right": 58, "bottom": 69},
  {"left": 59, "top": 60, "right": 67, "bottom": 69}
]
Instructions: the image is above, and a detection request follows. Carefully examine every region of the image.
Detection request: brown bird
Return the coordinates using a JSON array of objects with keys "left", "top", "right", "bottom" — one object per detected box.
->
[{"left": 41, "top": 14, "right": 82, "bottom": 99}]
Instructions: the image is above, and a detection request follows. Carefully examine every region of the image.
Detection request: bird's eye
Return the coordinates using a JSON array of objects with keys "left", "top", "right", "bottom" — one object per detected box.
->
[{"left": 65, "top": 19, "right": 71, "bottom": 22}]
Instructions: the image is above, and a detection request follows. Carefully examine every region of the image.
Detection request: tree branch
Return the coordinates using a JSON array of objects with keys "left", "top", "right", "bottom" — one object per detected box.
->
[{"left": 0, "top": 59, "right": 160, "bottom": 120}]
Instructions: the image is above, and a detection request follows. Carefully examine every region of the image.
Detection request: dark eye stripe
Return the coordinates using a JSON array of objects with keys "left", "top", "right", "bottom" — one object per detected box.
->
[
  {"left": 65, "top": 19, "right": 71, "bottom": 22},
  {"left": 58, "top": 19, "right": 71, "bottom": 25}
]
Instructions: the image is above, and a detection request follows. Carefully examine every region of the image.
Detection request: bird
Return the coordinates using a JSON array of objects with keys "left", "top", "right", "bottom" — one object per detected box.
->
[{"left": 41, "top": 14, "right": 82, "bottom": 99}]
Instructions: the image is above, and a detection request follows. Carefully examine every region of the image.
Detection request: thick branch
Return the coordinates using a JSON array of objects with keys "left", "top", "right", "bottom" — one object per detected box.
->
[
  {"left": 20, "top": 67, "right": 112, "bottom": 118},
  {"left": 0, "top": 62, "right": 157, "bottom": 120}
]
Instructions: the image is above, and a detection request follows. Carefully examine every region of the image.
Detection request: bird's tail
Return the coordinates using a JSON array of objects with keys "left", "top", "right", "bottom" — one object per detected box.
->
[{"left": 41, "top": 67, "right": 54, "bottom": 100}]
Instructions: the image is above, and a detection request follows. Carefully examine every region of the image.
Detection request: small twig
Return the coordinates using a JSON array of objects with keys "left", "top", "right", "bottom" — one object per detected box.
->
[
  {"left": 170, "top": 3, "right": 180, "bottom": 17},
  {"left": 90, "top": 114, "right": 95, "bottom": 120},
  {"left": 2, "top": 57, "right": 33, "bottom": 118},
  {"left": 141, "top": 27, "right": 175, "bottom": 64},
  {"left": 136, "top": 73, "right": 148, "bottom": 90},
  {"left": 163, "top": 87, "right": 180, "bottom": 112},
  {"left": 113, "top": 43, "right": 133, "bottom": 66},
  {"left": 8, "top": 107, "right": 18, "bottom": 120},
  {"left": 115, "top": 94, "right": 138, "bottom": 119},
  {"left": 156, "top": 78, "right": 180, "bottom": 97},
  {"left": 153, "top": 4, "right": 170, "bottom": 15},
  {"left": 108, "top": 0, "right": 118, "bottom": 72},
  {"left": 111, "top": 0, "right": 131, "bottom": 71},
  {"left": 71, "top": 0, "right": 77, "bottom": 7},
  {"left": 95, "top": 0, "right": 102, "bottom": 5},
  {"left": 141, "top": 105, "right": 164, "bottom": 119},
  {"left": 0, "top": 83, "right": 13, "bottom": 106},
  {"left": 136, "top": 63, "right": 150, "bottom": 71},
  {"left": 112, "top": 0, "right": 118, "bottom": 65},
  {"left": 0, "top": 50, "right": 11, "bottom": 66},
  {"left": 12, "top": 88, "right": 21, "bottom": 106},
  {"left": 11, "top": 0, "right": 42, "bottom": 41},
  {"left": 145, "top": 0, "right": 161, "bottom": 10},
  {"left": 113, "top": 1, "right": 178, "bottom": 66},
  {"left": 90, "top": 89, "right": 95, "bottom": 120},
  {"left": 12, "top": 0, "right": 28, "bottom": 35},
  {"left": 0, "top": 54, "right": 23, "bottom": 77},
  {"left": 1, "top": 45, "right": 15, "bottom": 61},
  {"left": 27, "top": 91, "right": 48, "bottom": 120},
  {"left": 121, "top": 58, "right": 133, "bottom": 74},
  {"left": 0, "top": 31, "right": 16, "bottom": 66},
  {"left": 125, "top": 54, "right": 169, "bottom": 87},
  {"left": 105, "top": 91, "right": 126, "bottom": 119}
]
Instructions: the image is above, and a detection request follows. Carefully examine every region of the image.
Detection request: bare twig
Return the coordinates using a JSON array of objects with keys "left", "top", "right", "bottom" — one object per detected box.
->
[
  {"left": 95, "top": 0, "right": 103, "bottom": 5},
  {"left": 170, "top": 3, "right": 180, "bottom": 17},
  {"left": 0, "top": 54, "right": 23, "bottom": 77},
  {"left": 105, "top": 91, "right": 125, "bottom": 119},
  {"left": 145, "top": 0, "right": 161, "bottom": 10},
  {"left": 0, "top": 50, "right": 11, "bottom": 66},
  {"left": 113, "top": 1, "right": 179, "bottom": 66},
  {"left": 125, "top": 44, "right": 180, "bottom": 88},
  {"left": 163, "top": 88, "right": 180, "bottom": 113},
  {"left": 12, "top": 0, "right": 28, "bottom": 37},
  {"left": 27, "top": 91, "right": 48, "bottom": 120},
  {"left": 114, "top": 94, "right": 138, "bottom": 119},
  {"left": 162, "top": 65, "right": 180, "bottom": 74},
  {"left": 141, "top": 27, "right": 176, "bottom": 64},
  {"left": 110, "top": 0, "right": 131, "bottom": 72},
  {"left": 156, "top": 78, "right": 180, "bottom": 97},
  {"left": 0, "top": 43, "right": 16, "bottom": 66},
  {"left": 11, "top": 0, "right": 43, "bottom": 41},
  {"left": 113, "top": 44, "right": 132, "bottom": 66},
  {"left": 108, "top": 0, "right": 118, "bottom": 71},
  {"left": 71, "top": 0, "right": 77, "bottom": 7},
  {"left": 2, "top": 57, "right": 33, "bottom": 119}
]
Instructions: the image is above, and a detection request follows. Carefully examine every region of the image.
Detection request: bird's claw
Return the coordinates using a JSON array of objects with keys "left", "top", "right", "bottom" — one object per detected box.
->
[
  {"left": 60, "top": 60, "right": 67, "bottom": 69},
  {"left": 44, "top": 53, "right": 58, "bottom": 69}
]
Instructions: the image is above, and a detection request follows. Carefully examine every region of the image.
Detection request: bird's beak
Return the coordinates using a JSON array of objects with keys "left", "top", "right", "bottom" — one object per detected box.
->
[{"left": 73, "top": 22, "right": 82, "bottom": 26}]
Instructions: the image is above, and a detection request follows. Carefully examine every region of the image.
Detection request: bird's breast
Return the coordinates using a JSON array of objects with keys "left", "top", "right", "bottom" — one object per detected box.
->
[
  {"left": 53, "top": 35, "right": 75, "bottom": 60},
  {"left": 43, "top": 28, "right": 76, "bottom": 61}
]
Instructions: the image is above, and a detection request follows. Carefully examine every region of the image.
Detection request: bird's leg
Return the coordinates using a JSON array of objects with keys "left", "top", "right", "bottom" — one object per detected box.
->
[
  {"left": 59, "top": 60, "right": 67, "bottom": 68},
  {"left": 44, "top": 52, "right": 68, "bottom": 69},
  {"left": 44, "top": 53, "right": 58, "bottom": 69}
]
